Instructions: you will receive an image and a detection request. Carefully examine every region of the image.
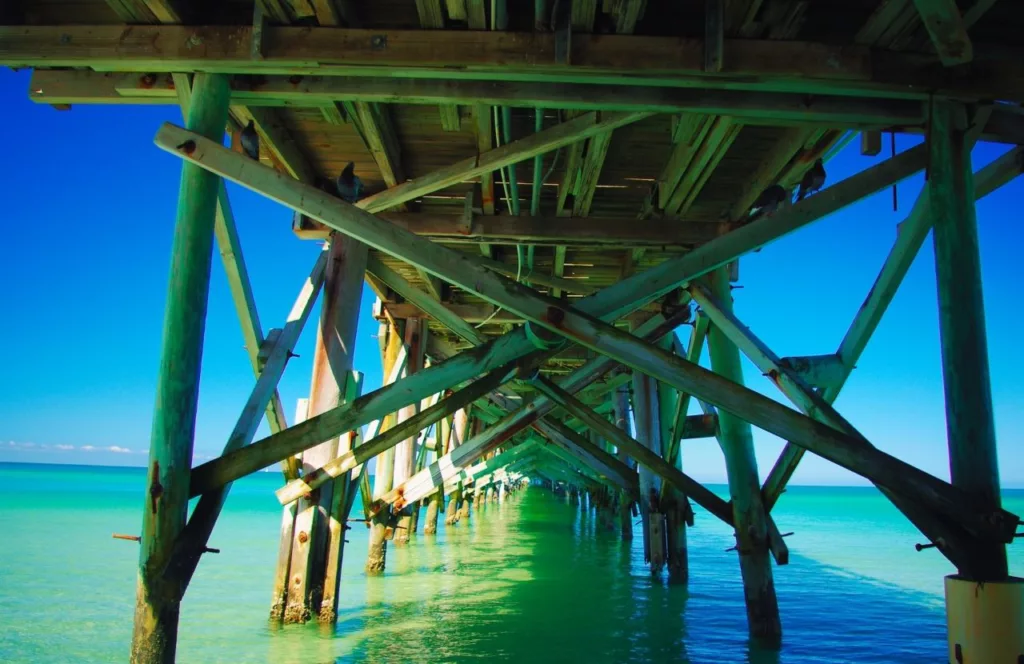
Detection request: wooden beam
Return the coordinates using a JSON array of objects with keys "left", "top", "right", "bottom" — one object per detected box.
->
[
  {"left": 691, "top": 277, "right": 988, "bottom": 575},
  {"left": 663, "top": 117, "right": 742, "bottom": 216},
  {"left": 471, "top": 106, "right": 496, "bottom": 220},
  {"left": 347, "top": 102, "right": 404, "bottom": 189},
  {"left": 159, "top": 124, "right": 1020, "bottom": 541},
  {"left": 161, "top": 126, "right": 927, "bottom": 493},
  {"left": 729, "top": 127, "right": 813, "bottom": 220},
  {"left": 9, "top": 26, "right": 1024, "bottom": 102},
  {"left": 295, "top": 211, "right": 729, "bottom": 245},
  {"left": 911, "top": 0, "right": 973, "bottom": 65},
  {"left": 130, "top": 72, "right": 230, "bottom": 664},
  {"left": 761, "top": 141, "right": 1022, "bottom": 513},
  {"left": 29, "top": 70, "right": 937, "bottom": 131},
  {"left": 704, "top": 0, "right": 724, "bottom": 73}
]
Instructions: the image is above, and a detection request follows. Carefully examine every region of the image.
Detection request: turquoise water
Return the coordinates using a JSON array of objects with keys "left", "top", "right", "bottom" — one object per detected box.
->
[{"left": 0, "top": 463, "right": 1020, "bottom": 663}]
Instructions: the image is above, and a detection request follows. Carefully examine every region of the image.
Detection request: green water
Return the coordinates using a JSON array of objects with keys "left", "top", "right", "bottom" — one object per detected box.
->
[{"left": 0, "top": 463, "right": 1021, "bottom": 663}]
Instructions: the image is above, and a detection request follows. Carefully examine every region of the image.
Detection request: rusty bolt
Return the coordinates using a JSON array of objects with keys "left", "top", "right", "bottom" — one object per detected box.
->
[
  {"left": 176, "top": 140, "right": 197, "bottom": 155},
  {"left": 371, "top": 35, "right": 387, "bottom": 49},
  {"left": 187, "top": 33, "right": 203, "bottom": 48},
  {"left": 140, "top": 73, "right": 156, "bottom": 88},
  {"left": 293, "top": 575, "right": 302, "bottom": 586},
  {"left": 297, "top": 531, "right": 309, "bottom": 544},
  {"left": 288, "top": 75, "right": 303, "bottom": 86},
  {"left": 546, "top": 306, "right": 565, "bottom": 325}
]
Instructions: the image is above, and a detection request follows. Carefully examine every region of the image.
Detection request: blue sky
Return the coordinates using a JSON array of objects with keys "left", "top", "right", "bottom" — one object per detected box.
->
[{"left": 1, "top": 68, "right": 1021, "bottom": 487}]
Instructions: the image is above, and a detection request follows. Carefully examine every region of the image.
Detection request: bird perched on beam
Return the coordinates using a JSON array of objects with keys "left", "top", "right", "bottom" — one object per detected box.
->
[
  {"left": 240, "top": 120, "right": 260, "bottom": 162},
  {"left": 336, "top": 162, "right": 364, "bottom": 203},
  {"left": 796, "top": 159, "right": 827, "bottom": 202},
  {"left": 748, "top": 184, "right": 788, "bottom": 221}
]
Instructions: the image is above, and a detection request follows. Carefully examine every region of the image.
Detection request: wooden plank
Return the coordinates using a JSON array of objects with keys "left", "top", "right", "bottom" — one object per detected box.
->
[
  {"left": 615, "top": 0, "right": 646, "bottom": 33},
  {"left": 911, "top": 0, "right": 973, "bottom": 65},
  {"left": 9, "top": 26, "right": 1024, "bottom": 102},
  {"left": 664, "top": 117, "right": 742, "bottom": 216},
  {"left": 359, "top": 111, "right": 652, "bottom": 213},
  {"left": 349, "top": 102, "right": 404, "bottom": 188},
  {"left": 131, "top": 73, "right": 230, "bottom": 664},
  {"left": 928, "top": 101, "right": 1007, "bottom": 579},
  {"left": 631, "top": 368, "right": 665, "bottom": 572}
]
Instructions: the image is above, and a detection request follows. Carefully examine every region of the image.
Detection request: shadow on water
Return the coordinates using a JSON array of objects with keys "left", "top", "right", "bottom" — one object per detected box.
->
[{"left": 259, "top": 490, "right": 946, "bottom": 664}]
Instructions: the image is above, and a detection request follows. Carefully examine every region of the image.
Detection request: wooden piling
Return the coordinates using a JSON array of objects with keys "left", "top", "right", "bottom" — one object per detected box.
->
[
  {"left": 631, "top": 370, "right": 666, "bottom": 574},
  {"left": 269, "top": 398, "right": 308, "bottom": 621},
  {"left": 659, "top": 336, "right": 688, "bottom": 585},
  {"left": 705, "top": 267, "right": 782, "bottom": 645},
  {"left": 283, "top": 234, "right": 367, "bottom": 624},
  {"left": 394, "top": 319, "right": 426, "bottom": 545},
  {"left": 131, "top": 72, "right": 230, "bottom": 664},
  {"left": 929, "top": 101, "right": 1009, "bottom": 580},
  {"left": 424, "top": 410, "right": 452, "bottom": 534},
  {"left": 366, "top": 319, "right": 405, "bottom": 575},
  {"left": 612, "top": 388, "right": 634, "bottom": 540}
]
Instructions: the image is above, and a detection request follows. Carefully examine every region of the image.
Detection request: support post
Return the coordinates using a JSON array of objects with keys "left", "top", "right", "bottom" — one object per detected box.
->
[
  {"left": 424, "top": 412, "right": 450, "bottom": 534},
  {"left": 366, "top": 319, "right": 405, "bottom": 574},
  {"left": 612, "top": 386, "right": 634, "bottom": 540},
  {"left": 283, "top": 234, "right": 367, "bottom": 624},
  {"left": 929, "top": 101, "right": 1008, "bottom": 580},
  {"left": 659, "top": 336, "right": 688, "bottom": 584},
  {"left": 704, "top": 267, "right": 782, "bottom": 646},
  {"left": 631, "top": 369, "right": 665, "bottom": 574},
  {"left": 393, "top": 319, "right": 426, "bottom": 545},
  {"left": 270, "top": 398, "right": 307, "bottom": 621},
  {"left": 131, "top": 73, "right": 230, "bottom": 664}
]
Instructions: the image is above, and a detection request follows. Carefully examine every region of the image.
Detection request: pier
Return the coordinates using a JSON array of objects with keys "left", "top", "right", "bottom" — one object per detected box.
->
[{"left": 2, "top": 0, "right": 1023, "bottom": 661}]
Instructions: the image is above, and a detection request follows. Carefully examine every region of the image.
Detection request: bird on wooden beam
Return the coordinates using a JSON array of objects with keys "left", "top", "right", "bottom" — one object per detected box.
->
[
  {"left": 796, "top": 159, "right": 827, "bottom": 202},
  {"left": 747, "top": 184, "right": 788, "bottom": 221},
  {"left": 240, "top": 120, "right": 260, "bottom": 162},
  {"left": 336, "top": 161, "right": 364, "bottom": 203}
]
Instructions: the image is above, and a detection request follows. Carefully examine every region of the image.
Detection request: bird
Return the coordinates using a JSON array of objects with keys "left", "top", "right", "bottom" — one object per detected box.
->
[
  {"left": 796, "top": 159, "right": 827, "bottom": 202},
  {"left": 336, "top": 161, "right": 364, "bottom": 203},
  {"left": 748, "top": 184, "right": 788, "bottom": 221},
  {"left": 240, "top": 120, "right": 259, "bottom": 162}
]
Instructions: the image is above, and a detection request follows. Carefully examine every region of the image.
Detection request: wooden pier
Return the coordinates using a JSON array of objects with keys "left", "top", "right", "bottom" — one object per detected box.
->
[{"left": 3, "top": 0, "right": 1023, "bottom": 661}]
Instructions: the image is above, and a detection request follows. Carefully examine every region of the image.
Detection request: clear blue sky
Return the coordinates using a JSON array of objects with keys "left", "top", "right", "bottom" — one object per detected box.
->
[{"left": 1, "top": 68, "right": 1021, "bottom": 487}]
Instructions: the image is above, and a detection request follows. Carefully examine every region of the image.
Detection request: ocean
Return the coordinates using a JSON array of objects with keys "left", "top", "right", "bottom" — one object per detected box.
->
[{"left": 0, "top": 462, "right": 1020, "bottom": 663}]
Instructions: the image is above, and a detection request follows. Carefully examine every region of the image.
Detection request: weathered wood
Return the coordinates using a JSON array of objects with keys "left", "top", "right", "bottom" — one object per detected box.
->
[
  {"left": 366, "top": 319, "right": 405, "bottom": 574},
  {"left": 392, "top": 319, "right": 426, "bottom": 545},
  {"left": 284, "top": 234, "right": 366, "bottom": 624},
  {"left": 631, "top": 367, "right": 665, "bottom": 573},
  {"left": 166, "top": 127, "right": 931, "bottom": 497},
  {"left": 703, "top": 268, "right": 781, "bottom": 645},
  {"left": 13, "top": 25, "right": 1023, "bottom": 101},
  {"left": 359, "top": 111, "right": 651, "bottom": 213},
  {"left": 778, "top": 353, "right": 845, "bottom": 392},
  {"left": 860, "top": 130, "right": 883, "bottom": 156},
  {"left": 472, "top": 105, "right": 497, "bottom": 220},
  {"left": 929, "top": 101, "right": 1008, "bottom": 580},
  {"left": 612, "top": 386, "right": 634, "bottom": 540},
  {"left": 532, "top": 375, "right": 734, "bottom": 526},
  {"left": 131, "top": 73, "right": 230, "bottom": 664},
  {"left": 761, "top": 144, "right": 1024, "bottom": 513},
  {"left": 530, "top": 418, "right": 639, "bottom": 492},
  {"left": 170, "top": 249, "right": 329, "bottom": 599},
  {"left": 911, "top": 0, "right": 973, "bottom": 65},
  {"left": 729, "top": 128, "right": 813, "bottom": 220},
  {"left": 704, "top": 0, "right": 723, "bottom": 73},
  {"left": 270, "top": 398, "right": 308, "bottom": 621},
  {"left": 370, "top": 313, "right": 687, "bottom": 513},
  {"left": 230, "top": 106, "right": 315, "bottom": 184},
  {"left": 320, "top": 374, "right": 362, "bottom": 623}
]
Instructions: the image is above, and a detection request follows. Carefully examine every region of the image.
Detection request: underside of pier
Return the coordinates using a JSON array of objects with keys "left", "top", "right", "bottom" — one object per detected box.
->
[{"left": 4, "top": 0, "right": 1023, "bottom": 661}]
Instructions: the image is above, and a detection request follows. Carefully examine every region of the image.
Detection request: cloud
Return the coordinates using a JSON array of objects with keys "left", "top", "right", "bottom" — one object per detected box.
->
[
  {"left": 6, "top": 441, "right": 35, "bottom": 449},
  {"left": 108, "top": 446, "right": 131, "bottom": 454},
  {"left": 55, "top": 444, "right": 74, "bottom": 451},
  {"left": 81, "top": 445, "right": 96, "bottom": 451}
]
